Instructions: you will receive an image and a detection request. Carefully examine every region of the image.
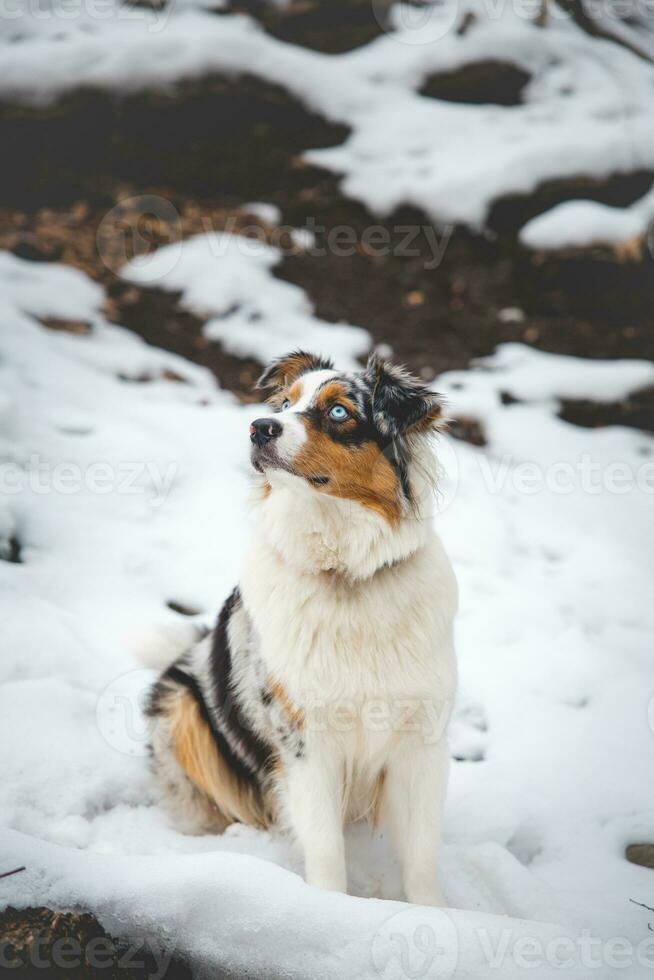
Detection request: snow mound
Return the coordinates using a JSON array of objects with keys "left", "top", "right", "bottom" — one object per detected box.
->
[
  {"left": 3, "top": 829, "right": 612, "bottom": 980},
  {"left": 122, "top": 232, "right": 371, "bottom": 368},
  {"left": 520, "top": 186, "right": 654, "bottom": 251},
  {"left": 468, "top": 342, "right": 654, "bottom": 404}
]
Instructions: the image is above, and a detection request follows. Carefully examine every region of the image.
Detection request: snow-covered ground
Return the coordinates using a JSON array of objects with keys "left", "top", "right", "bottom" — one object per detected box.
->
[
  {"left": 1, "top": 248, "right": 653, "bottom": 977},
  {"left": 123, "top": 232, "right": 371, "bottom": 367},
  {"left": 2, "top": 0, "right": 654, "bottom": 969},
  {"left": 2, "top": 0, "right": 654, "bottom": 228},
  {"left": 520, "top": 185, "right": 654, "bottom": 252}
]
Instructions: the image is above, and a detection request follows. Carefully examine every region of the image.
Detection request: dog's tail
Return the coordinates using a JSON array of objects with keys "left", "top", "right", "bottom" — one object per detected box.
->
[{"left": 127, "top": 619, "right": 211, "bottom": 671}]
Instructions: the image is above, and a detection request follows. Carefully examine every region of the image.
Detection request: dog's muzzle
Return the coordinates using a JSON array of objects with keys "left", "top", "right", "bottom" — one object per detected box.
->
[{"left": 249, "top": 417, "right": 282, "bottom": 449}]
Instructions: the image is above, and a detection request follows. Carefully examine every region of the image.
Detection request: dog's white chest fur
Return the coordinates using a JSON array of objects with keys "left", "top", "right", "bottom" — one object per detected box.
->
[
  {"left": 241, "top": 483, "right": 457, "bottom": 781},
  {"left": 242, "top": 526, "right": 456, "bottom": 700}
]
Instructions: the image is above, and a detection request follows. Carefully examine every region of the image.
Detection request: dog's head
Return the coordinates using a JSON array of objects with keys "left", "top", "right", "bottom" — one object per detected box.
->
[{"left": 249, "top": 350, "right": 444, "bottom": 525}]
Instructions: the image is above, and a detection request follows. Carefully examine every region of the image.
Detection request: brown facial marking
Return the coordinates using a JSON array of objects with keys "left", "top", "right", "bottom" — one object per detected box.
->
[
  {"left": 259, "top": 352, "right": 332, "bottom": 401},
  {"left": 314, "top": 381, "right": 360, "bottom": 420},
  {"left": 267, "top": 378, "right": 304, "bottom": 411},
  {"left": 268, "top": 678, "right": 305, "bottom": 730},
  {"left": 288, "top": 381, "right": 303, "bottom": 405},
  {"left": 294, "top": 423, "right": 401, "bottom": 525}
]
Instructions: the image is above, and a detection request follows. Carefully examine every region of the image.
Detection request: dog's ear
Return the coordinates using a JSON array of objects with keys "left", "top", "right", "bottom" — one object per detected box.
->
[
  {"left": 257, "top": 350, "right": 334, "bottom": 394},
  {"left": 365, "top": 353, "right": 444, "bottom": 438}
]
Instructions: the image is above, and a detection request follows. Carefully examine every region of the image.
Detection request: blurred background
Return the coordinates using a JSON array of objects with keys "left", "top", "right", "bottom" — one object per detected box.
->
[{"left": 1, "top": 0, "right": 653, "bottom": 421}]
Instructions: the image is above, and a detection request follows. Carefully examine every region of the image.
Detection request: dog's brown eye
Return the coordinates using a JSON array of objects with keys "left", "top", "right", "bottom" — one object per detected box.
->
[{"left": 329, "top": 404, "right": 348, "bottom": 421}]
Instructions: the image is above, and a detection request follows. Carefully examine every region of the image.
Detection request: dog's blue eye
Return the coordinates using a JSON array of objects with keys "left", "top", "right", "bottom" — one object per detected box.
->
[
  {"left": 281, "top": 399, "right": 291, "bottom": 411},
  {"left": 329, "top": 404, "right": 348, "bottom": 421}
]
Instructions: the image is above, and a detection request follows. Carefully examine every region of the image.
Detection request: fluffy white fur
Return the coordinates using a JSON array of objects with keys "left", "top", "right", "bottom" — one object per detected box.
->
[
  {"left": 240, "top": 376, "right": 458, "bottom": 905},
  {"left": 146, "top": 366, "right": 458, "bottom": 906}
]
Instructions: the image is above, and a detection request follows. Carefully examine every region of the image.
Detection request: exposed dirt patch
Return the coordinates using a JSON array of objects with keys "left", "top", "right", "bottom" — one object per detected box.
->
[
  {"left": 447, "top": 416, "right": 487, "bottom": 447},
  {"left": 226, "top": 0, "right": 392, "bottom": 53},
  {"left": 277, "top": 208, "right": 654, "bottom": 373},
  {"left": 514, "top": 242, "right": 654, "bottom": 329},
  {"left": 0, "top": 77, "right": 652, "bottom": 434},
  {"left": 626, "top": 843, "right": 654, "bottom": 870},
  {"left": 111, "top": 282, "right": 263, "bottom": 399},
  {"left": 0, "top": 906, "right": 191, "bottom": 979},
  {"left": 3, "top": 189, "right": 652, "bottom": 428},
  {"left": 419, "top": 60, "right": 530, "bottom": 105},
  {"left": 0, "top": 76, "right": 349, "bottom": 211},
  {"left": 39, "top": 317, "right": 92, "bottom": 336},
  {"left": 559, "top": 389, "right": 654, "bottom": 433}
]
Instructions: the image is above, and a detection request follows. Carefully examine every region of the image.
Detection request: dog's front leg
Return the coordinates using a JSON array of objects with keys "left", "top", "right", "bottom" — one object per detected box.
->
[
  {"left": 283, "top": 743, "right": 347, "bottom": 893},
  {"left": 382, "top": 737, "right": 449, "bottom": 906}
]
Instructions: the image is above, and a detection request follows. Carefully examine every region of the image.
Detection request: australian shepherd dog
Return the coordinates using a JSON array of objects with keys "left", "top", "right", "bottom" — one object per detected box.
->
[{"left": 146, "top": 350, "right": 457, "bottom": 906}]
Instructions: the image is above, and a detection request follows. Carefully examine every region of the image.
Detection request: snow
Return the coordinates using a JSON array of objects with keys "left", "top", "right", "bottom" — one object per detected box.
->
[
  {"left": 122, "top": 232, "right": 371, "bottom": 368},
  {"left": 1, "top": 830, "right": 605, "bottom": 980},
  {"left": 1, "top": 250, "right": 653, "bottom": 976},
  {"left": 2, "top": 3, "right": 654, "bottom": 228},
  {"left": 243, "top": 202, "right": 283, "bottom": 225},
  {"left": 450, "top": 341, "right": 654, "bottom": 406},
  {"left": 520, "top": 185, "right": 654, "bottom": 251}
]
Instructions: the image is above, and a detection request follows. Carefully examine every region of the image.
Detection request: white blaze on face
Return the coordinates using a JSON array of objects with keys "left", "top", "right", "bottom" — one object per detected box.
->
[
  {"left": 288, "top": 370, "right": 338, "bottom": 412},
  {"left": 271, "top": 369, "right": 337, "bottom": 465}
]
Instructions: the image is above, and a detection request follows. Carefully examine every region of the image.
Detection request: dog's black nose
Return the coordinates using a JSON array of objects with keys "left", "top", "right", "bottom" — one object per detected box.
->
[{"left": 249, "top": 417, "right": 282, "bottom": 448}]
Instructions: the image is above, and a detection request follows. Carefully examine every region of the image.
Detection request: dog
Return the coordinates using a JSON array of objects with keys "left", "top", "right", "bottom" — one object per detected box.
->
[{"left": 146, "top": 350, "right": 457, "bottom": 906}]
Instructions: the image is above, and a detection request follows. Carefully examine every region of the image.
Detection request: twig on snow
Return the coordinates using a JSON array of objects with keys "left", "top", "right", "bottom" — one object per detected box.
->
[
  {"left": 630, "top": 898, "right": 654, "bottom": 913},
  {"left": 0, "top": 866, "right": 26, "bottom": 881}
]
